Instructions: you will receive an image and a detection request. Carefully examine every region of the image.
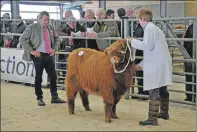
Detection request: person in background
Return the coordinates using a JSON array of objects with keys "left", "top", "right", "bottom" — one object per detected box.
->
[
  {"left": 183, "top": 23, "right": 196, "bottom": 102},
  {"left": 56, "top": 10, "right": 73, "bottom": 36},
  {"left": 133, "top": 6, "right": 142, "bottom": 19},
  {"left": 117, "top": 8, "right": 127, "bottom": 19},
  {"left": 128, "top": 9, "right": 172, "bottom": 126},
  {"left": 84, "top": 9, "right": 98, "bottom": 50},
  {"left": 64, "top": 10, "right": 73, "bottom": 19},
  {"left": 0, "top": 13, "right": 12, "bottom": 47},
  {"left": 105, "top": 9, "right": 115, "bottom": 19},
  {"left": 86, "top": 8, "right": 120, "bottom": 51},
  {"left": 9, "top": 15, "right": 26, "bottom": 48},
  {"left": 1, "top": 13, "right": 12, "bottom": 33},
  {"left": 61, "top": 16, "right": 86, "bottom": 51},
  {"left": 116, "top": 8, "right": 128, "bottom": 37},
  {"left": 126, "top": 8, "right": 134, "bottom": 18},
  {"left": 57, "top": 10, "right": 74, "bottom": 55},
  {"left": 85, "top": 9, "right": 97, "bottom": 28},
  {"left": 19, "top": 11, "right": 66, "bottom": 106}
]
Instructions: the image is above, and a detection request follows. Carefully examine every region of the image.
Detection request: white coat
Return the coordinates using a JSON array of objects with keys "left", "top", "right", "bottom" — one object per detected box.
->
[{"left": 130, "top": 22, "right": 172, "bottom": 91}]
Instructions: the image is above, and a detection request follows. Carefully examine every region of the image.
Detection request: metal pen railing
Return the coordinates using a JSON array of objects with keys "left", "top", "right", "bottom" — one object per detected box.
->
[{"left": 0, "top": 17, "right": 196, "bottom": 106}]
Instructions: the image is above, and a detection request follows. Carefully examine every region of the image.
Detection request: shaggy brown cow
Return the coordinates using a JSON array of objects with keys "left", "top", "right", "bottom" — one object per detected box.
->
[{"left": 65, "top": 39, "right": 135, "bottom": 123}]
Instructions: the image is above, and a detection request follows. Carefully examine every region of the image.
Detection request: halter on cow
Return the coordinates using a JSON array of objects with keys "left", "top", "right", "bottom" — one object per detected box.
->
[{"left": 111, "top": 39, "right": 136, "bottom": 73}]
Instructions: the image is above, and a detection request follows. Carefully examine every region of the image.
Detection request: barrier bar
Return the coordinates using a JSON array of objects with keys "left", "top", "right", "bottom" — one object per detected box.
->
[
  {"left": 1, "top": 16, "right": 196, "bottom": 106},
  {"left": 1, "top": 33, "right": 196, "bottom": 42}
]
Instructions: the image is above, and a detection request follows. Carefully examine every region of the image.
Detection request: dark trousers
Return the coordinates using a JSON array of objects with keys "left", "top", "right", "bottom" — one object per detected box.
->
[
  {"left": 32, "top": 53, "right": 57, "bottom": 100},
  {"left": 184, "top": 63, "right": 196, "bottom": 101},
  {"left": 136, "top": 71, "right": 149, "bottom": 95},
  {"left": 87, "top": 40, "right": 98, "bottom": 50},
  {"left": 149, "top": 86, "right": 169, "bottom": 101}
]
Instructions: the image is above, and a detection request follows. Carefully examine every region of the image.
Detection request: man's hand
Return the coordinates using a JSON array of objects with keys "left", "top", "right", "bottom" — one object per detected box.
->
[
  {"left": 5, "top": 39, "right": 11, "bottom": 48},
  {"left": 135, "top": 64, "right": 142, "bottom": 71},
  {"left": 31, "top": 51, "right": 40, "bottom": 57},
  {"left": 68, "top": 39, "right": 73, "bottom": 45},
  {"left": 71, "top": 32, "right": 76, "bottom": 37},
  {"left": 50, "top": 49, "right": 55, "bottom": 56}
]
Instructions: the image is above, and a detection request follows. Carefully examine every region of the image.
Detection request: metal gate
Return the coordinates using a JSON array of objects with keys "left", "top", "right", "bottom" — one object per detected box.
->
[
  {"left": 53, "top": 17, "right": 196, "bottom": 106},
  {"left": 1, "top": 17, "right": 196, "bottom": 106}
]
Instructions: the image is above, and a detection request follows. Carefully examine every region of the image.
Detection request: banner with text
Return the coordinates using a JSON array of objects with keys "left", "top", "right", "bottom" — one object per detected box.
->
[{"left": 0, "top": 48, "right": 48, "bottom": 86}]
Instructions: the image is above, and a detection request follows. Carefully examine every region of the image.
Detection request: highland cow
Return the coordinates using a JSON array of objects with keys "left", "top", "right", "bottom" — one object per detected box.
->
[{"left": 65, "top": 39, "right": 135, "bottom": 123}]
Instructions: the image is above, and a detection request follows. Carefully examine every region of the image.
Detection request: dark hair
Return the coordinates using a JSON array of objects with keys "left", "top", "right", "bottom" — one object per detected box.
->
[
  {"left": 117, "top": 8, "right": 125, "bottom": 18},
  {"left": 80, "top": 11, "right": 85, "bottom": 18},
  {"left": 39, "top": 11, "right": 50, "bottom": 19},
  {"left": 4, "top": 13, "right": 10, "bottom": 16},
  {"left": 106, "top": 9, "right": 114, "bottom": 16},
  {"left": 2, "top": 13, "right": 10, "bottom": 18}
]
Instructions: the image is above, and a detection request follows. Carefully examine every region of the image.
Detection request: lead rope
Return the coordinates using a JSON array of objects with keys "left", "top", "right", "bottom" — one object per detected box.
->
[{"left": 112, "top": 39, "right": 133, "bottom": 73}]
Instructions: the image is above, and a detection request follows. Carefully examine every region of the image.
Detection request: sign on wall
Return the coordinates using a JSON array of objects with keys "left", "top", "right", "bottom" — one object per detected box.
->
[{"left": 0, "top": 48, "right": 48, "bottom": 86}]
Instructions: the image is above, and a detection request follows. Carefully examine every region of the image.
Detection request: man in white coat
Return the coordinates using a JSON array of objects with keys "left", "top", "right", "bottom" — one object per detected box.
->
[{"left": 128, "top": 9, "right": 172, "bottom": 126}]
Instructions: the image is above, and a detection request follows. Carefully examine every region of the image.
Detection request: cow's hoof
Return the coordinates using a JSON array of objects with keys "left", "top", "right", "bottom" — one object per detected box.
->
[
  {"left": 111, "top": 114, "right": 119, "bottom": 119},
  {"left": 105, "top": 119, "right": 112, "bottom": 123}
]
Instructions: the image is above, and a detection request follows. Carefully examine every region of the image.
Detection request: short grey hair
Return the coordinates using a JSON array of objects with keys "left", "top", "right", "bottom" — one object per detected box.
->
[
  {"left": 85, "top": 9, "right": 95, "bottom": 18},
  {"left": 65, "top": 10, "right": 73, "bottom": 15},
  {"left": 96, "top": 8, "right": 105, "bottom": 15},
  {"left": 134, "top": 6, "right": 142, "bottom": 11},
  {"left": 39, "top": 11, "right": 50, "bottom": 19},
  {"left": 66, "top": 16, "right": 76, "bottom": 23}
]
